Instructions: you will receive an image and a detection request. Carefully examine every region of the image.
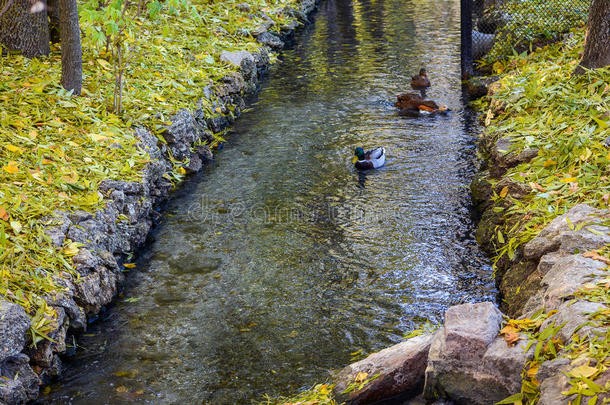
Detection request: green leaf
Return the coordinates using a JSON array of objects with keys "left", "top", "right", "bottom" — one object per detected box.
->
[{"left": 496, "top": 392, "right": 523, "bottom": 404}]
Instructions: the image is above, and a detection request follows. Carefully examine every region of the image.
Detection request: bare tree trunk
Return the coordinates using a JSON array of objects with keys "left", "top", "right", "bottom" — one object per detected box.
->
[
  {"left": 574, "top": 0, "right": 610, "bottom": 75},
  {"left": 58, "top": 0, "right": 82, "bottom": 95},
  {"left": 0, "top": 0, "right": 50, "bottom": 57}
]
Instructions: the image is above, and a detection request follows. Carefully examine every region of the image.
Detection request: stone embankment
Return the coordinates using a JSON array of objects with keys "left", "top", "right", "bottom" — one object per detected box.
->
[
  {"left": 0, "top": 1, "right": 319, "bottom": 403},
  {"left": 333, "top": 204, "right": 608, "bottom": 405}
]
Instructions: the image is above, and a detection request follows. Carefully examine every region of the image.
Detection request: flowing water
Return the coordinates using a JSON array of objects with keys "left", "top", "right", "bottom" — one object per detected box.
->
[{"left": 44, "top": 0, "right": 497, "bottom": 403}]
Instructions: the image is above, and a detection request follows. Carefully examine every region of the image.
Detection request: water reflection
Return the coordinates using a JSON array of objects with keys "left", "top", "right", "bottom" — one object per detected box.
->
[{"left": 44, "top": 0, "right": 495, "bottom": 403}]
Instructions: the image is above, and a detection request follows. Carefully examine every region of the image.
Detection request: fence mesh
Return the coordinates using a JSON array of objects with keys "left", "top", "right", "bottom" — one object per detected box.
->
[{"left": 467, "top": 0, "right": 590, "bottom": 68}]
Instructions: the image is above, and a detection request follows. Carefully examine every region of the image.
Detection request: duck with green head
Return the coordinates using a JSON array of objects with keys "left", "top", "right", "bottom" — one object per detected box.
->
[{"left": 353, "top": 147, "right": 386, "bottom": 170}]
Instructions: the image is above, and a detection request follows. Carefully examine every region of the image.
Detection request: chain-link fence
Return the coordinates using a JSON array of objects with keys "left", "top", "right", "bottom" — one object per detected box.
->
[{"left": 461, "top": 0, "right": 590, "bottom": 78}]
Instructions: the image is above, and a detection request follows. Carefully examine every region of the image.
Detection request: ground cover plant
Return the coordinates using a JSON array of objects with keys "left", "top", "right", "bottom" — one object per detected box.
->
[{"left": 0, "top": 0, "right": 299, "bottom": 342}]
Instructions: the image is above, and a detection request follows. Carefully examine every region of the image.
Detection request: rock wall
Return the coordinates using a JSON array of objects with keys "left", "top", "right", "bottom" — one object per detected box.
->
[{"left": 0, "top": 1, "right": 320, "bottom": 403}]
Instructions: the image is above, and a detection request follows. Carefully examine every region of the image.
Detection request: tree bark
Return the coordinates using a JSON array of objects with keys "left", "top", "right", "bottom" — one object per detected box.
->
[
  {"left": 58, "top": 0, "right": 82, "bottom": 95},
  {"left": 0, "top": 0, "right": 50, "bottom": 57},
  {"left": 574, "top": 0, "right": 610, "bottom": 75}
]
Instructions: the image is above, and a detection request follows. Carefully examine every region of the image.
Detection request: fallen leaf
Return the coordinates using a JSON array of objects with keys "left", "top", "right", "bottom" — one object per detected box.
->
[
  {"left": 503, "top": 332, "right": 521, "bottom": 346},
  {"left": 354, "top": 372, "right": 368, "bottom": 382},
  {"left": 499, "top": 186, "right": 509, "bottom": 198},
  {"left": 3, "top": 161, "right": 19, "bottom": 174}
]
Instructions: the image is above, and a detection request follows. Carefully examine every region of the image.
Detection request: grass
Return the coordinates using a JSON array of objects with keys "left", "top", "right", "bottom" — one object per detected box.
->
[
  {"left": 0, "top": 0, "right": 300, "bottom": 342},
  {"left": 474, "top": 28, "right": 610, "bottom": 265}
]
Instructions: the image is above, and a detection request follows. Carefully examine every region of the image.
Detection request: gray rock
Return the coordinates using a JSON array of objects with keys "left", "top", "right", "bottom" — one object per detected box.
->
[
  {"left": 0, "top": 354, "right": 40, "bottom": 403},
  {"left": 252, "top": 20, "right": 274, "bottom": 36},
  {"left": 540, "top": 255, "right": 606, "bottom": 310},
  {"left": 195, "top": 145, "right": 214, "bottom": 162},
  {"left": 540, "top": 300, "right": 606, "bottom": 342},
  {"left": 0, "top": 301, "right": 30, "bottom": 363},
  {"left": 206, "top": 115, "right": 230, "bottom": 133},
  {"left": 257, "top": 31, "right": 284, "bottom": 49},
  {"left": 536, "top": 358, "right": 570, "bottom": 383},
  {"left": 424, "top": 302, "right": 508, "bottom": 405},
  {"left": 481, "top": 336, "right": 533, "bottom": 395},
  {"left": 538, "top": 366, "right": 572, "bottom": 405},
  {"left": 333, "top": 333, "right": 434, "bottom": 404},
  {"left": 220, "top": 50, "right": 255, "bottom": 69},
  {"left": 524, "top": 204, "right": 609, "bottom": 260},
  {"left": 604, "top": 136, "right": 610, "bottom": 149},
  {"left": 494, "top": 178, "right": 531, "bottom": 199},
  {"left": 490, "top": 136, "right": 538, "bottom": 178},
  {"left": 184, "top": 154, "right": 203, "bottom": 174}
]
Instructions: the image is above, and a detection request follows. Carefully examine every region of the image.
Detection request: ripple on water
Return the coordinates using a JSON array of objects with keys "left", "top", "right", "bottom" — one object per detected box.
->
[{"left": 43, "top": 0, "right": 496, "bottom": 403}]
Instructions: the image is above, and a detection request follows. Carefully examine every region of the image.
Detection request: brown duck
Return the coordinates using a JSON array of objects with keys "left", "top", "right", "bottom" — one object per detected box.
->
[
  {"left": 411, "top": 68, "right": 431, "bottom": 89},
  {"left": 394, "top": 92, "right": 443, "bottom": 116}
]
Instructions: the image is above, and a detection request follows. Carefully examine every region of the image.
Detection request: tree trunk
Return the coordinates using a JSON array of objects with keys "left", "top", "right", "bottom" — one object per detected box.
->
[
  {"left": 0, "top": 0, "right": 50, "bottom": 57},
  {"left": 58, "top": 0, "right": 82, "bottom": 95},
  {"left": 574, "top": 0, "right": 610, "bottom": 75}
]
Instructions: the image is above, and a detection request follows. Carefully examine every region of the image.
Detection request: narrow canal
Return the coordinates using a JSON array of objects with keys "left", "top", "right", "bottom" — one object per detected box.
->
[{"left": 45, "top": 0, "right": 496, "bottom": 402}]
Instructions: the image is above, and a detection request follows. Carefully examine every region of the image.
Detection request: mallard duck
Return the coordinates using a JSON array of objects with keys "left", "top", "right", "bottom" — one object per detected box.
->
[
  {"left": 353, "top": 147, "right": 386, "bottom": 170},
  {"left": 411, "top": 68, "right": 431, "bottom": 89}
]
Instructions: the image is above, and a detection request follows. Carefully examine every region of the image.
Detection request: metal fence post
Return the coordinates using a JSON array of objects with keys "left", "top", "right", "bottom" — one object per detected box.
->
[{"left": 461, "top": 0, "right": 474, "bottom": 80}]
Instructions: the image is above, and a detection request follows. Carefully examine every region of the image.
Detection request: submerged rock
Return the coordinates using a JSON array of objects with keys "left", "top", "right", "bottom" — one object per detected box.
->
[{"left": 333, "top": 333, "right": 434, "bottom": 404}]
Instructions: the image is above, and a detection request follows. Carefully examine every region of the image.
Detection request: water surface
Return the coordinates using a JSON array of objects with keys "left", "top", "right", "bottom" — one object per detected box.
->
[{"left": 45, "top": 0, "right": 496, "bottom": 402}]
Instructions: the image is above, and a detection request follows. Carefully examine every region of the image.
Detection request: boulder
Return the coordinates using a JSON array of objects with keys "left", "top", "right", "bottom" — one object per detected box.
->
[
  {"left": 424, "top": 302, "right": 526, "bottom": 405},
  {"left": 333, "top": 333, "right": 434, "bottom": 404},
  {"left": 219, "top": 50, "right": 254, "bottom": 68},
  {"left": 257, "top": 31, "right": 284, "bottom": 49},
  {"left": 523, "top": 204, "right": 609, "bottom": 261},
  {"left": 489, "top": 136, "right": 538, "bottom": 178},
  {"left": 0, "top": 354, "right": 40, "bottom": 403},
  {"left": 540, "top": 300, "right": 606, "bottom": 342},
  {"left": 0, "top": 301, "right": 30, "bottom": 363},
  {"left": 539, "top": 255, "right": 606, "bottom": 310}
]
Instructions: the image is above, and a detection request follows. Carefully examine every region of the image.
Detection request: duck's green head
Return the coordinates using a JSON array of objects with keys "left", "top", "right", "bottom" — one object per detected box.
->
[{"left": 354, "top": 147, "right": 365, "bottom": 161}]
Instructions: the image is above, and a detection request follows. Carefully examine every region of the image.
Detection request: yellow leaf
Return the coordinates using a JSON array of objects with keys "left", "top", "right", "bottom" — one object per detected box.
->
[
  {"left": 4, "top": 144, "right": 23, "bottom": 154},
  {"left": 177, "top": 167, "right": 186, "bottom": 175},
  {"left": 123, "top": 263, "right": 136, "bottom": 268},
  {"left": 355, "top": 371, "right": 368, "bottom": 382},
  {"left": 90, "top": 133, "right": 109, "bottom": 142},
  {"left": 62, "top": 242, "right": 80, "bottom": 256},
  {"left": 3, "top": 161, "right": 19, "bottom": 174},
  {"left": 0, "top": 207, "right": 7, "bottom": 221},
  {"left": 10, "top": 220, "right": 22, "bottom": 234},
  {"left": 97, "top": 58, "right": 111, "bottom": 70},
  {"left": 499, "top": 186, "right": 509, "bottom": 198},
  {"left": 570, "top": 365, "right": 597, "bottom": 379},
  {"left": 560, "top": 177, "right": 577, "bottom": 183}
]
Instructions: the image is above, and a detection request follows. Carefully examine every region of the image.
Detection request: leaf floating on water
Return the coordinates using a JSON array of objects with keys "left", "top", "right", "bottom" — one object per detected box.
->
[{"left": 123, "top": 263, "right": 136, "bottom": 268}]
